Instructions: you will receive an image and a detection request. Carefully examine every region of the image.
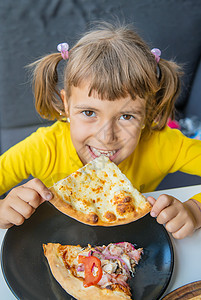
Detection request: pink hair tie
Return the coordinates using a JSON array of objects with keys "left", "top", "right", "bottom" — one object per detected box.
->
[
  {"left": 151, "top": 48, "right": 161, "bottom": 63},
  {"left": 57, "top": 43, "right": 69, "bottom": 60}
]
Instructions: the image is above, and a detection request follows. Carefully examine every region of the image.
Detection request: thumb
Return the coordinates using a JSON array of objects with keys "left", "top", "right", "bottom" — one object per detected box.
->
[
  {"left": 147, "top": 196, "right": 156, "bottom": 206},
  {"left": 23, "top": 178, "right": 53, "bottom": 202},
  {"left": 147, "top": 196, "right": 157, "bottom": 218}
]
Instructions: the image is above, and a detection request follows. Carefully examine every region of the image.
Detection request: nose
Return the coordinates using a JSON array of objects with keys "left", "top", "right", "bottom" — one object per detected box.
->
[{"left": 95, "top": 120, "right": 119, "bottom": 146}]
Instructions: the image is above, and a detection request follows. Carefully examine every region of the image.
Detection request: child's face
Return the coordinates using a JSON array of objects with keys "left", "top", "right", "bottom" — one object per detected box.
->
[{"left": 64, "top": 84, "right": 146, "bottom": 166}]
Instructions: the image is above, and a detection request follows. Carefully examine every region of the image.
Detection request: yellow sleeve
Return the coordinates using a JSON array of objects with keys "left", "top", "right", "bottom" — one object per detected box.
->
[
  {"left": 190, "top": 193, "right": 201, "bottom": 204},
  {"left": 0, "top": 121, "right": 82, "bottom": 196},
  {"left": 154, "top": 127, "right": 201, "bottom": 176},
  {"left": 0, "top": 126, "right": 55, "bottom": 196}
]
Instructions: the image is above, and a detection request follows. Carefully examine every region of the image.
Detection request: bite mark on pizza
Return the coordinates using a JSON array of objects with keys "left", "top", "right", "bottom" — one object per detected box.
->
[
  {"left": 43, "top": 242, "right": 143, "bottom": 300},
  {"left": 49, "top": 156, "right": 151, "bottom": 226}
]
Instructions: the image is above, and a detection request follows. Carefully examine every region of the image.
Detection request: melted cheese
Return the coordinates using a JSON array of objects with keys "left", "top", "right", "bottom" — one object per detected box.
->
[{"left": 52, "top": 156, "right": 148, "bottom": 222}]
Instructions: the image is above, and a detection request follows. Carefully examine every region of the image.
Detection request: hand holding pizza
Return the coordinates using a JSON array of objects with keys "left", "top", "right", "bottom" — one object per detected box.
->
[
  {"left": 147, "top": 194, "right": 201, "bottom": 239},
  {"left": 0, "top": 178, "right": 53, "bottom": 229}
]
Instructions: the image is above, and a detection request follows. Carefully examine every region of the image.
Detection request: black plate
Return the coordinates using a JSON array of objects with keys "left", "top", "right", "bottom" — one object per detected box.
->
[{"left": 1, "top": 202, "right": 174, "bottom": 300}]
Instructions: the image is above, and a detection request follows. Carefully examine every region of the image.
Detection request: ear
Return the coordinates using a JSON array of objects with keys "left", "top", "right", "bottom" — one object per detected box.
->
[{"left": 60, "top": 89, "right": 68, "bottom": 112}]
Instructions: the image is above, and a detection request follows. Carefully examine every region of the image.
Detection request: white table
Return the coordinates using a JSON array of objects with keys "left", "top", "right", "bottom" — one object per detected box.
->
[
  {"left": 145, "top": 185, "right": 201, "bottom": 297},
  {"left": 0, "top": 185, "right": 201, "bottom": 299}
]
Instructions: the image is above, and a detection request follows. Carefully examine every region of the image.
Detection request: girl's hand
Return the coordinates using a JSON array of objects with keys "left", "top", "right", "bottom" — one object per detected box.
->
[
  {"left": 0, "top": 178, "right": 53, "bottom": 229},
  {"left": 147, "top": 194, "right": 199, "bottom": 239}
]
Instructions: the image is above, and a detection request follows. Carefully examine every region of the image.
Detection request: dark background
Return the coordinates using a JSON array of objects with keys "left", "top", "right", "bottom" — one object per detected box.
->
[{"left": 0, "top": 0, "right": 201, "bottom": 190}]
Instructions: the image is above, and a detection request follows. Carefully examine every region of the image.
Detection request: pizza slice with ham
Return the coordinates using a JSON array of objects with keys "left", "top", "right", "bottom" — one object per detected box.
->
[
  {"left": 43, "top": 241, "right": 143, "bottom": 300},
  {"left": 49, "top": 155, "right": 151, "bottom": 226}
]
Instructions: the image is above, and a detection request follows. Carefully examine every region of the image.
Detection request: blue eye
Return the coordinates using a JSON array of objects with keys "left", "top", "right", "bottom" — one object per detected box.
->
[
  {"left": 82, "top": 110, "right": 95, "bottom": 117},
  {"left": 120, "top": 114, "right": 134, "bottom": 121}
]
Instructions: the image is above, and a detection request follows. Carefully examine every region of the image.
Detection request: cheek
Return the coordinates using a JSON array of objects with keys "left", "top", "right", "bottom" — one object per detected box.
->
[
  {"left": 70, "top": 119, "right": 92, "bottom": 143},
  {"left": 121, "top": 126, "right": 141, "bottom": 147}
]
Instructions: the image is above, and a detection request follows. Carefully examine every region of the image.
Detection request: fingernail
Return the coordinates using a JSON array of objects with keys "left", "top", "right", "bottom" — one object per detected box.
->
[
  {"left": 150, "top": 211, "right": 157, "bottom": 218},
  {"left": 45, "top": 192, "right": 53, "bottom": 201}
]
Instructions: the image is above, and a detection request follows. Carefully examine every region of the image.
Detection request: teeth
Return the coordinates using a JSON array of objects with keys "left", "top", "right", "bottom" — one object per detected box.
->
[{"left": 90, "top": 146, "right": 117, "bottom": 157}]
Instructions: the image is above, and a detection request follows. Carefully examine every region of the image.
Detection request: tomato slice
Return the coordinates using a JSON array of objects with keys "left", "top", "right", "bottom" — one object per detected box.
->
[{"left": 78, "top": 255, "right": 103, "bottom": 287}]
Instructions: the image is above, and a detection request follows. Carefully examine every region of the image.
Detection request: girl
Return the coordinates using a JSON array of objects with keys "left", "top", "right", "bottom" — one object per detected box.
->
[{"left": 0, "top": 22, "right": 201, "bottom": 238}]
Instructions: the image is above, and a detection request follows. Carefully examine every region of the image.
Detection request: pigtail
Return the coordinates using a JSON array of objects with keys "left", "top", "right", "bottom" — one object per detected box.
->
[
  {"left": 28, "top": 53, "right": 64, "bottom": 120},
  {"left": 150, "top": 59, "right": 183, "bottom": 131}
]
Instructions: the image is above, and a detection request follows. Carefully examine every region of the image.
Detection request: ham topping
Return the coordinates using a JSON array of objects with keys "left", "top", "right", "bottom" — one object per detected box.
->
[{"left": 76, "top": 242, "right": 143, "bottom": 289}]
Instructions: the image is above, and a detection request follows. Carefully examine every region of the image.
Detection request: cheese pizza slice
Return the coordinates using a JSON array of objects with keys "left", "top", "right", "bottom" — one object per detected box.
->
[
  {"left": 49, "top": 155, "right": 151, "bottom": 226},
  {"left": 43, "top": 242, "right": 143, "bottom": 300}
]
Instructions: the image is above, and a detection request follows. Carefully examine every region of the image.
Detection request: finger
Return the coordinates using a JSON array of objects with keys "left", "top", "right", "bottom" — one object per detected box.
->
[
  {"left": 4, "top": 206, "right": 25, "bottom": 226},
  {"left": 157, "top": 205, "right": 178, "bottom": 224},
  {"left": 165, "top": 211, "right": 195, "bottom": 239},
  {"left": 147, "top": 196, "right": 156, "bottom": 206},
  {"left": 23, "top": 178, "right": 53, "bottom": 201},
  {"left": 164, "top": 214, "right": 184, "bottom": 233},
  {"left": 10, "top": 198, "right": 35, "bottom": 219},
  {"left": 147, "top": 196, "right": 157, "bottom": 217},
  {"left": 171, "top": 222, "right": 195, "bottom": 239},
  {"left": 13, "top": 187, "right": 44, "bottom": 209},
  {"left": 150, "top": 194, "right": 174, "bottom": 218}
]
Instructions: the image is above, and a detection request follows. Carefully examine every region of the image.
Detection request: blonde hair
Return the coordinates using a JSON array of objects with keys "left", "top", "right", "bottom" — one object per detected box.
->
[{"left": 29, "top": 22, "right": 183, "bottom": 133}]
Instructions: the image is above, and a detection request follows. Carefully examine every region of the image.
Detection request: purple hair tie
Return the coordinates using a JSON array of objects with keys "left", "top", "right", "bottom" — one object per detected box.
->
[
  {"left": 151, "top": 48, "right": 161, "bottom": 63},
  {"left": 57, "top": 43, "right": 69, "bottom": 60}
]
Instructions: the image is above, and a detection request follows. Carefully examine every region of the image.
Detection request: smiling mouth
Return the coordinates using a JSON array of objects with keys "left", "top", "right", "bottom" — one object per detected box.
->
[{"left": 88, "top": 146, "right": 119, "bottom": 159}]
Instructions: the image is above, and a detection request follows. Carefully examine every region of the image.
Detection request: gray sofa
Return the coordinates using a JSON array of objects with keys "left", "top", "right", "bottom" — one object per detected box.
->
[{"left": 0, "top": 0, "right": 201, "bottom": 192}]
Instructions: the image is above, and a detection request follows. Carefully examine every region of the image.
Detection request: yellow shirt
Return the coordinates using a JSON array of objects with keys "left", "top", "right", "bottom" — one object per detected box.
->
[{"left": 1, "top": 121, "right": 201, "bottom": 202}]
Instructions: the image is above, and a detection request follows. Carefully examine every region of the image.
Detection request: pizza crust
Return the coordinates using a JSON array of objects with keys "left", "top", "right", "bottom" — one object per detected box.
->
[
  {"left": 49, "top": 189, "right": 151, "bottom": 226},
  {"left": 43, "top": 243, "right": 132, "bottom": 300},
  {"left": 49, "top": 156, "right": 151, "bottom": 226}
]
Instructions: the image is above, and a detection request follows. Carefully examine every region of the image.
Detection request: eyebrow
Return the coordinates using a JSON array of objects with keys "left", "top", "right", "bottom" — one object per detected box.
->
[
  {"left": 74, "top": 105, "right": 97, "bottom": 109},
  {"left": 120, "top": 109, "right": 145, "bottom": 117},
  {"left": 73, "top": 105, "right": 101, "bottom": 112},
  {"left": 73, "top": 105, "right": 145, "bottom": 116}
]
